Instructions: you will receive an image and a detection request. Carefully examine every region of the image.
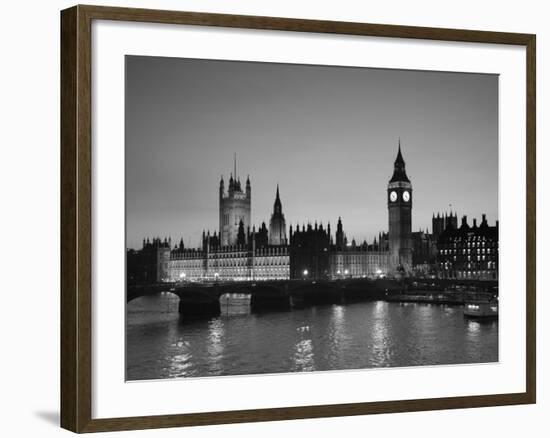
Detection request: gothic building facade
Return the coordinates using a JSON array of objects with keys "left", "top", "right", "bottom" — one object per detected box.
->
[
  {"left": 289, "top": 222, "right": 331, "bottom": 280},
  {"left": 219, "top": 156, "right": 251, "bottom": 246},
  {"left": 166, "top": 166, "right": 290, "bottom": 281},
  {"left": 129, "top": 143, "right": 497, "bottom": 283},
  {"left": 127, "top": 237, "right": 171, "bottom": 284},
  {"left": 328, "top": 217, "right": 390, "bottom": 280},
  {"left": 167, "top": 238, "right": 290, "bottom": 282},
  {"left": 432, "top": 212, "right": 458, "bottom": 240},
  {"left": 436, "top": 214, "right": 499, "bottom": 280}
]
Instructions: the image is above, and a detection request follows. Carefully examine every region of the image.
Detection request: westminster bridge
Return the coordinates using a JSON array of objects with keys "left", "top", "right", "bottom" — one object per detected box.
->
[{"left": 127, "top": 278, "right": 498, "bottom": 318}]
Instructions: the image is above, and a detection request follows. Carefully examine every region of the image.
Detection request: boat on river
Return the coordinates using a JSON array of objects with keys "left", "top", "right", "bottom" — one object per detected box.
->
[{"left": 463, "top": 300, "right": 498, "bottom": 318}]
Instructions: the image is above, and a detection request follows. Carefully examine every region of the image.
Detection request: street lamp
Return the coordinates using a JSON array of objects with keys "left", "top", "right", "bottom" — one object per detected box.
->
[
  {"left": 302, "top": 269, "right": 308, "bottom": 280},
  {"left": 179, "top": 272, "right": 186, "bottom": 281},
  {"left": 214, "top": 272, "right": 219, "bottom": 282}
]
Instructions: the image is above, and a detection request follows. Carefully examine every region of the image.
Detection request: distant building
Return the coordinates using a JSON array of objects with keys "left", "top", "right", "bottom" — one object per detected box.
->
[
  {"left": 167, "top": 186, "right": 289, "bottom": 282},
  {"left": 335, "top": 217, "right": 346, "bottom": 249},
  {"left": 268, "top": 185, "right": 287, "bottom": 246},
  {"left": 287, "top": 138, "right": 413, "bottom": 282},
  {"left": 168, "top": 239, "right": 290, "bottom": 282},
  {"left": 411, "top": 229, "right": 437, "bottom": 275},
  {"left": 289, "top": 222, "right": 331, "bottom": 280},
  {"left": 328, "top": 218, "right": 389, "bottom": 279},
  {"left": 437, "top": 214, "right": 498, "bottom": 280},
  {"left": 387, "top": 141, "right": 413, "bottom": 274},
  {"left": 432, "top": 212, "right": 458, "bottom": 240},
  {"left": 128, "top": 142, "right": 492, "bottom": 284},
  {"left": 254, "top": 222, "right": 269, "bottom": 248},
  {"left": 127, "top": 237, "right": 171, "bottom": 284},
  {"left": 219, "top": 155, "right": 251, "bottom": 246}
]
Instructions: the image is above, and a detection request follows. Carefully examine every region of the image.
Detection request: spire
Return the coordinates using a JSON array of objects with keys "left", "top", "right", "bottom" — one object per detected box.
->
[
  {"left": 390, "top": 138, "right": 410, "bottom": 183},
  {"left": 273, "top": 183, "right": 282, "bottom": 214},
  {"left": 234, "top": 152, "right": 237, "bottom": 180},
  {"left": 395, "top": 138, "right": 405, "bottom": 165}
]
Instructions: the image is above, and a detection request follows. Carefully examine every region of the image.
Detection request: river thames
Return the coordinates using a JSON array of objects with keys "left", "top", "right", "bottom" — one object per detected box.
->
[{"left": 126, "top": 294, "right": 498, "bottom": 381}]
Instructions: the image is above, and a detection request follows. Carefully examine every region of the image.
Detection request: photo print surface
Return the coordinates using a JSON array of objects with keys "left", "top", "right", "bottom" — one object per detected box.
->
[{"left": 125, "top": 56, "right": 499, "bottom": 381}]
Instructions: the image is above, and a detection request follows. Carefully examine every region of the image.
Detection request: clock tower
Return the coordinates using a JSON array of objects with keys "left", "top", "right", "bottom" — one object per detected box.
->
[{"left": 387, "top": 140, "right": 413, "bottom": 274}]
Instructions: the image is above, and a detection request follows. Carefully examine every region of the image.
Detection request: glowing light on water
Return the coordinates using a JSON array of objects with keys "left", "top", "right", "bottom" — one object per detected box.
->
[
  {"left": 293, "top": 339, "right": 314, "bottom": 372},
  {"left": 207, "top": 319, "right": 225, "bottom": 373}
]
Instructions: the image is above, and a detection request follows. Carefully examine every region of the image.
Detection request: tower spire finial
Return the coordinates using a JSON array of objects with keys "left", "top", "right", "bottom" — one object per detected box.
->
[
  {"left": 234, "top": 152, "right": 237, "bottom": 179},
  {"left": 390, "top": 138, "right": 409, "bottom": 183},
  {"left": 395, "top": 139, "right": 404, "bottom": 163}
]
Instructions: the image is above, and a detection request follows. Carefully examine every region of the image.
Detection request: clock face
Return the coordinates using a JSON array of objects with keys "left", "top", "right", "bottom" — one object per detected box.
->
[
  {"left": 403, "top": 190, "right": 410, "bottom": 202},
  {"left": 389, "top": 191, "right": 398, "bottom": 202}
]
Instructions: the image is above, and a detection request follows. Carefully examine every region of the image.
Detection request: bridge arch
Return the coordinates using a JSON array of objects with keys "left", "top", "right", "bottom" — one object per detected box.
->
[
  {"left": 248, "top": 283, "right": 290, "bottom": 312},
  {"left": 175, "top": 289, "right": 221, "bottom": 319},
  {"left": 289, "top": 282, "right": 344, "bottom": 306},
  {"left": 127, "top": 284, "right": 177, "bottom": 302}
]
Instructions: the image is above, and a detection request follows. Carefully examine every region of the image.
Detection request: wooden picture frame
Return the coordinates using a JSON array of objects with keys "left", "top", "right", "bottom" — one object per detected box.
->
[{"left": 61, "top": 4, "right": 536, "bottom": 433}]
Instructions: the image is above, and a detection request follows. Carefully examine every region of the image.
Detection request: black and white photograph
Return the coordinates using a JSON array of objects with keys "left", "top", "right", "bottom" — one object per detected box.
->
[
  {"left": 125, "top": 55, "right": 499, "bottom": 381},
  {"left": 1, "top": 0, "right": 543, "bottom": 435}
]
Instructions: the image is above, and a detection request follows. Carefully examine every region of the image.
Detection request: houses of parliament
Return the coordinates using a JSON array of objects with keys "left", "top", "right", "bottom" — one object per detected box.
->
[{"left": 127, "top": 143, "right": 499, "bottom": 284}]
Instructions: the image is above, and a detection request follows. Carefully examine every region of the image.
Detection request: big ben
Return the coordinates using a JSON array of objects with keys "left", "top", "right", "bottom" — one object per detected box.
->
[{"left": 387, "top": 140, "right": 412, "bottom": 274}]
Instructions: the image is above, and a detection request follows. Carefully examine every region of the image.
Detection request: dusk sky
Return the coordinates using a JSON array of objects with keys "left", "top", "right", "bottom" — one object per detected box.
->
[{"left": 125, "top": 56, "right": 498, "bottom": 250}]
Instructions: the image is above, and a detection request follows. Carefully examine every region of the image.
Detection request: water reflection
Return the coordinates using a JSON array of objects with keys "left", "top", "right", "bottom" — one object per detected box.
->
[
  {"left": 293, "top": 337, "right": 315, "bottom": 372},
  {"left": 467, "top": 320, "right": 481, "bottom": 336},
  {"left": 331, "top": 305, "right": 346, "bottom": 335},
  {"left": 126, "top": 294, "right": 498, "bottom": 380},
  {"left": 326, "top": 305, "right": 347, "bottom": 364},
  {"left": 371, "top": 301, "right": 392, "bottom": 366},
  {"left": 169, "top": 347, "right": 194, "bottom": 378},
  {"left": 207, "top": 319, "right": 225, "bottom": 374}
]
